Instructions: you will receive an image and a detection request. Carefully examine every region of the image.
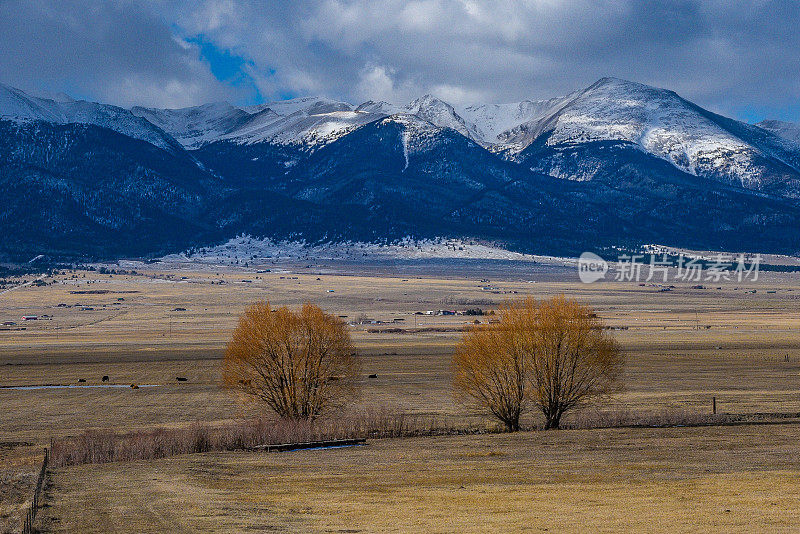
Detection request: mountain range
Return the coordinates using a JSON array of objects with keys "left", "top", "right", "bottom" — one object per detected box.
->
[{"left": 2, "top": 77, "right": 800, "bottom": 261}]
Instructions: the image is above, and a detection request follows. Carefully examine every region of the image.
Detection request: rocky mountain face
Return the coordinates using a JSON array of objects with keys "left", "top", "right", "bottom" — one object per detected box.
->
[
  {"left": 2, "top": 79, "right": 800, "bottom": 260},
  {"left": 0, "top": 120, "right": 214, "bottom": 259}
]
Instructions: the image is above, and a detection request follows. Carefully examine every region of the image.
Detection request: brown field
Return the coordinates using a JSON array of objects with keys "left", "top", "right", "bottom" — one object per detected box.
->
[
  {"left": 40, "top": 424, "right": 800, "bottom": 533},
  {"left": 2, "top": 259, "right": 800, "bottom": 532}
]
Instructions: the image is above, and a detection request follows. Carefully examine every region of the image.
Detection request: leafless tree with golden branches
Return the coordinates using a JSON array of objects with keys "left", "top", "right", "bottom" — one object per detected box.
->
[
  {"left": 454, "top": 296, "right": 622, "bottom": 430},
  {"left": 223, "top": 301, "right": 359, "bottom": 420},
  {"left": 453, "top": 304, "right": 528, "bottom": 431},
  {"left": 524, "top": 296, "right": 622, "bottom": 429}
]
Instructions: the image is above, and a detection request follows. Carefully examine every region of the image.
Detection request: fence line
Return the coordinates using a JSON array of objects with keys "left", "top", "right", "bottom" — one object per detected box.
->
[{"left": 21, "top": 447, "right": 48, "bottom": 534}]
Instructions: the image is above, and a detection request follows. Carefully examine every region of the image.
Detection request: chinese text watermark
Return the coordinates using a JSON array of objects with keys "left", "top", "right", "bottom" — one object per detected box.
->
[{"left": 578, "top": 253, "right": 761, "bottom": 284}]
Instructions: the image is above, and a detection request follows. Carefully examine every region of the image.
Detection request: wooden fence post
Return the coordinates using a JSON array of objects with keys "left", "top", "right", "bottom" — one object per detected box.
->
[
  {"left": 21, "top": 447, "right": 48, "bottom": 534},
  {"left": 712, "top": 396, "right": 717, "bottom": 415}
]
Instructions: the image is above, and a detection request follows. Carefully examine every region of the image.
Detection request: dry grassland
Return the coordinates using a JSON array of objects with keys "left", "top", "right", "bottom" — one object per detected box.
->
[
  {"left": 1, "top": 260, "right": 800, "bottom": 532},
  {"left": 41, "top": 424, "right": 800, "bottom": 533}
]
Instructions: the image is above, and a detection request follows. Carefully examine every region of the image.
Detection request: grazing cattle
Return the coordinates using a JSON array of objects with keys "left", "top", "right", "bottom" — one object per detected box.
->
[
  {"left": 176, "top": 377, "right": 188, "bottom": 382},
  {"left": 368, "top": 374, "right": 378, "bottom": 379},
  {"left": 78, "top": 378, "right": 86, "bottom": 383},
  {"left": 102, "top": 375, "right": 109, "bottom": 382},
  {"left": 130, "top": 384, "right": 139, "bottom": 389}
]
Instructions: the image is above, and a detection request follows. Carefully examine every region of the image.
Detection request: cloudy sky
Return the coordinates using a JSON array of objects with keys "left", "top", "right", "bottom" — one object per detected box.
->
[{"left": 1, "top": 0, "right": 799, "bottom": 122}]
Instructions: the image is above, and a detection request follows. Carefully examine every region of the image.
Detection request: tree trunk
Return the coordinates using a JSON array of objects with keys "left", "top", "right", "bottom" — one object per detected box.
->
[
  {"left": 504, "top": 416, "right": 520, "bottom": 432},
  {"left": 543, "top": 410, "right": 562, "bottom": 430}
]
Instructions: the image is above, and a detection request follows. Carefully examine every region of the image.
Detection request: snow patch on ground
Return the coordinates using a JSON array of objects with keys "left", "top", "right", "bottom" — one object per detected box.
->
[{"left": 158, "top": 236, "right": 552, "bottom": 266}]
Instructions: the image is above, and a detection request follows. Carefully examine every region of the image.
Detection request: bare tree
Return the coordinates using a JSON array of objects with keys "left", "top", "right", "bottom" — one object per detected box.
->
[
  {"left": 453, "top": 301, "right": 530, "bottom": 431},
  {"left": 524, "top": 296, "right": 622, "bottom": 429},
  {"left": 223, "top": 301, "right": 359, "bottom": 420},
  {"left": 453, "top": 296, "right": 622, "bottom": 430}
]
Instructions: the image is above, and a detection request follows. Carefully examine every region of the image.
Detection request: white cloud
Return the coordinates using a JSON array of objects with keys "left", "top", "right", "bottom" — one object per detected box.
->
[
  {"left": 356, "top": 65, "right": 397, "bottom": 103},
  {"left": 429, "top": 84, "right": 489, "bottom": 108},
  {"left": 355, "top": 65, "right": 421, "bottom": 104}
]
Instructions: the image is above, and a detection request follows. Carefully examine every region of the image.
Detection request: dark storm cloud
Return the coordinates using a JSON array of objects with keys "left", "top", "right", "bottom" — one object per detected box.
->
[
  {"left": 2, "top": 1, "right": 799, "bottom": 121},
  {"left": 0, "top": 0, "right": 232, "bottom": 107}
]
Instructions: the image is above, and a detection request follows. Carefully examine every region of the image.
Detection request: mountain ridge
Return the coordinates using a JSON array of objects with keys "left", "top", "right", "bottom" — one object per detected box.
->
[{"left": 2, "top": 78, "right": 800, "bottom": 260}]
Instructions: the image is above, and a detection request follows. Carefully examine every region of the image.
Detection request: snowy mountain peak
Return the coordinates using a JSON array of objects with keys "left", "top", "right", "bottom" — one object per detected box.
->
[
  {"left": 0, "top": 83, "right": 65, "bottom": 122},
  {"left": 222, "top": 106, "right": 377, "bottom": 147},
  {"left": 380, "top": 112, "right": 443, "bottom": 133},
  {"left": 244, "top": 96, "right": 352, "bottom": 117},
  {"left": 507, "top": 77, "right": 800, "bottom": 193},
  {"left": 406, "top": 94, "right": 447, "bottom": 108},
  {"left": 355, "top": 100, "right": 403, "bottom": 114},
  {"left": 3, "top": 79, "right": 799, "bottom": 198},
  {"left": 130, "top": 102, "right": 249, "bottom": 149},
  {"left": 459, "top": 97, "right": 575, "bottom": 146},
  {"left": 0, "top": 83, "right": 181, "bottom": 152},
  {"left": 52, "top": 92, "right": 76, "bottom": 103},
  {"left": 215, "top": 96, "right": 365, "bottom": 147},
  {"left": 403, "top": 94, "right": 473, "bottom": 139},
  {"left": 590, "top": 76, "right": 651, "bottom": 89}
]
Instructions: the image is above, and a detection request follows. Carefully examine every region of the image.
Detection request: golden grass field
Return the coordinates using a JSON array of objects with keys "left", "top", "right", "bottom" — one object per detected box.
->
[
  {"left": 40, "top": 425, "right": 800, "bottom": 533},
  {"left": 2, "top": 258, "right": 800, "bottom": 532}
]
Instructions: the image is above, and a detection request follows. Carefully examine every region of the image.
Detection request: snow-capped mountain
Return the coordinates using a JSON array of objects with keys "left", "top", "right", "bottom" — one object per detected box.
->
[
  {"left": 283, "top": 112, "right": 497, "bottom": 204},
  {"left": 501, "top": 78, "right": 800, "bottom": 196},
  {"left": 244, "top": 96, "right": 352, "bottom": 116},
  {"left": 0, "top": 83, "right": 181, "bottom": 152},
  {"left": 7, "top": 79, "right": 798, "bottom": 193},
  {"left": 130, "top": 102, "right": 250, "bottom": 149},
  {"left": 221, "top": 105, "right": 381, "bottom": 147},
  {"left": 200, "top": 79, "right": 800, "bottom": 196},
  {"left": 402, "top": 95, "right": 474, "bottom": 140},
  {"left": 215, "top": 96, "right": 378, "bottom": 147},
  {"left": 458, "top": 96, "right": 574, "bottom": 146},
  {"left": 214, "top": 93, "right": 481, "bottom": 148},
  {"left": 758, "top": 119, "right": 800, "bottom": 146},
  {"left": 354, "top": 100, "right": 403, "bottom": 114},
  {"left": 4, "top": 78, "right": 800, "bottom": 260}
]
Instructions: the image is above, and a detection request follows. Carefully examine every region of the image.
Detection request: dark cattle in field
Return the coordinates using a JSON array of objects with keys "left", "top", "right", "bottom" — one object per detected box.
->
[
  {"left": 368, "top": 374, "right": 378, "bottom": 379},
  {"left": 176, "top": 377, "right": 187, "bottom": 382},
  {"left": 102, "top": 375, "right": 109, "bottom": 382},
  {"left": 78, "top": 378, "right": 86, "bottom": 383}
]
